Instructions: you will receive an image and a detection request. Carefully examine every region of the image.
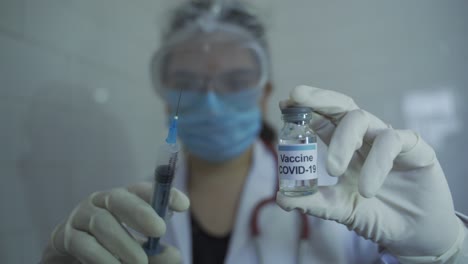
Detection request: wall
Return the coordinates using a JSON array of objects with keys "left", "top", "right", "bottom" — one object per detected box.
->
[
  {"left": 265, "top": 0, "right": 468, "bottom": 217},
  {"left": 0, "top": 0, "right": 170, "bottom": 262},
  {"left": 0, "top": 0, "right": 467, "bottom": 263}
]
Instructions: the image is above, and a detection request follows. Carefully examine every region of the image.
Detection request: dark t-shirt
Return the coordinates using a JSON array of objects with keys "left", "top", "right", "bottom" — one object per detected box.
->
[{"left": 191, "top": 213, "right": 231, "bottom": 264}]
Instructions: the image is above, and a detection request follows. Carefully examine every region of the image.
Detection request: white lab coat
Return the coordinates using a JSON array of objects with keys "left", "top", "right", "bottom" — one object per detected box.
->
[{"left": 163, "top": 140, "right": 394, "bottom": 264}]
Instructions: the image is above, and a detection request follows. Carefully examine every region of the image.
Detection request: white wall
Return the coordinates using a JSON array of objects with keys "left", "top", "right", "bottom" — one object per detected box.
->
[{"left": 0, "top": 0, "right": 467, "bottom": 263}]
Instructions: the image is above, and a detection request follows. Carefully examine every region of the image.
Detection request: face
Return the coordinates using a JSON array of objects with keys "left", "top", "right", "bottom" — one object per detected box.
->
[{"left": 156, "top": 31, "right": 272, "bottom": 162}]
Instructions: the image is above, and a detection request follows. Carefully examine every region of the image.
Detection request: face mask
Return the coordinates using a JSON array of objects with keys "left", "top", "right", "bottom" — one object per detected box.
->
[{"left": 165, "top": 89, "right": 262, "bottom": 162}]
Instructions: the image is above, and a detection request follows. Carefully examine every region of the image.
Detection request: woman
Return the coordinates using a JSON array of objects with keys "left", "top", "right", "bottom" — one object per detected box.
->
[{"left": 42, "top": 1, "right": 467, "bottom": 264}]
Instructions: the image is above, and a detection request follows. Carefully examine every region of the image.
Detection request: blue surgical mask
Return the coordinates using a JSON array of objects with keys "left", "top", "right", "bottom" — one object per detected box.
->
[{"left": 165, "top": 89, "right": 262, "bottom": 162}]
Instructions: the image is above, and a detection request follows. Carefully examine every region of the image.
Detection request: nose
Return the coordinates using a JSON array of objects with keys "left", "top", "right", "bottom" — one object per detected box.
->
[
  {"left": 205, "top": 76, "right": 217, "bottom": 92},
  {"left": 205, "top": 91, "right": 223, "bottom": 116}
]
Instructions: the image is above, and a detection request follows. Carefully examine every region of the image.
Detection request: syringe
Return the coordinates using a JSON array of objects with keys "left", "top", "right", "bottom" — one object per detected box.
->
[{"left": 144, "top": 92, "right": 182, "bottom": 256}]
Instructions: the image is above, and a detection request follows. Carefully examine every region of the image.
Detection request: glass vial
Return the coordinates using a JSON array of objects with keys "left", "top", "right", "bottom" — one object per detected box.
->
[{"left": 278, "top": 106, "right": 318, "bottom": 196}]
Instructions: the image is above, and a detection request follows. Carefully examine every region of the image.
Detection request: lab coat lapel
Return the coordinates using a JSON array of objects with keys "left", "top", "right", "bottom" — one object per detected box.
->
[
  {"left": 225, "top": 141, "right": 277, "bottom": 264},
  {"left": 170, "top": 153, "right": 192, "bottom": 264}
]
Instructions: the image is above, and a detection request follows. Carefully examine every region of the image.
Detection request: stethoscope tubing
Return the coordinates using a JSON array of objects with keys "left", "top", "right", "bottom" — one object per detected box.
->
[{"left": 249, "top": 140, "right": 310, "bottom": 264}]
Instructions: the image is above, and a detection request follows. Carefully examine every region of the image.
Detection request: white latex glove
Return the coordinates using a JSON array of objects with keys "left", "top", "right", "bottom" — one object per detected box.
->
[
  {"left": 41, "top": 182, "right": 189, "bottom": 264},
  {"left": 276, "top": 85, "right": 467, "bottom": 263}
]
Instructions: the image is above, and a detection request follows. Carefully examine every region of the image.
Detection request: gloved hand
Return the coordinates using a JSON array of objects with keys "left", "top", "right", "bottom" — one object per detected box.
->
[
  {"left": 41, "top": 182, "right": 190, "bottom": 264},
  {"left": 276, "top": 85, "right": 467, "bottom": 263}
]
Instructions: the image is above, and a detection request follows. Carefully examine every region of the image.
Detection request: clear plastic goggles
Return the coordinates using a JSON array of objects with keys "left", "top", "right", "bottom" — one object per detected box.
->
[{"left": 151, "top": 20, "right": 269, "bottom": 96}]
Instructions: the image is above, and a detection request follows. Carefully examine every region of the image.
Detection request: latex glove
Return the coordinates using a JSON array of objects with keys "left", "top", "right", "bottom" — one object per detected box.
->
[
  {"left": 276, "top": 85, "right": 467, "bottom": 263},
  {"left": 41, "top": 182, "right": 189, "bottom": 264}
]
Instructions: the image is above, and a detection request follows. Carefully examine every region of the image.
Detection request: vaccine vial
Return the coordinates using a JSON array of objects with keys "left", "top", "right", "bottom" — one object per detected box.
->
[{"left": 278, "top": 106, "right": 318, "bottom": 196}]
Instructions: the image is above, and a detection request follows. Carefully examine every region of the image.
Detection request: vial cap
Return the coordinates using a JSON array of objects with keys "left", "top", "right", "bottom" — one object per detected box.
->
[{"left": 281, "top": 106, "right": 313, "bottom": 115}]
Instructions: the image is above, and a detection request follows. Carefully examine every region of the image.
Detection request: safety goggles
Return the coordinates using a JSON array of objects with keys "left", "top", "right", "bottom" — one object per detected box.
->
[
  {"left": 164, "top": 68, "right": 261, "bottom": 93},
  {"left": 151, "top": 21, "right": 269, "bottom": 95},
  {"left": 164, "top": 88, "right": 263, "bottom": 115}
]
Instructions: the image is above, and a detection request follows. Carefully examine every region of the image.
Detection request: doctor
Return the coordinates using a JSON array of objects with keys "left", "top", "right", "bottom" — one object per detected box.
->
[{"left": 41, "top": 1, "right": 468, "bottom": 264}]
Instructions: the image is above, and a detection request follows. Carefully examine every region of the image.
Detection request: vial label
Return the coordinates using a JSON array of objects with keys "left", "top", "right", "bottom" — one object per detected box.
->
[{"left": 278, "top": 144, "right": 318, "bottom": 181}]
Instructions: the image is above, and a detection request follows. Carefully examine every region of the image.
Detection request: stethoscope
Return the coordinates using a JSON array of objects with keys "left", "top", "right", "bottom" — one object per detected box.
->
[{"left": 249, "top": 140, "right": 310, "bottom": 264}]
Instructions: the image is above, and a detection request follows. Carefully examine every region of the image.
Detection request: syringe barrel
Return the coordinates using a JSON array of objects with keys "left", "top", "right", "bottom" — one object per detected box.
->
[
  {"left": 154, "top": 143, "right": 179, "bottom": 182},
  {"left": 144, "top": 180, "right": 172, "bottom": 255},
  {"left": 144, "top": 143, "right": 180, "bottom": 255}
]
